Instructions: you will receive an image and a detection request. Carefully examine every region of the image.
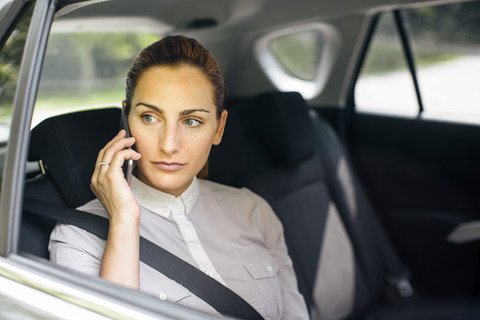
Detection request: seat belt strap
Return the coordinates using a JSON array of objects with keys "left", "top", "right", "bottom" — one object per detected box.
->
[{"left": 23, "top": 196, "right": 264, "bottom": 320}]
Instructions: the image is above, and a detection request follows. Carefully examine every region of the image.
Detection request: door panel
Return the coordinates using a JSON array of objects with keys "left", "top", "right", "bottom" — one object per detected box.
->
[{"left": 350, "top": 112, "right": 480, "bottom": 297}]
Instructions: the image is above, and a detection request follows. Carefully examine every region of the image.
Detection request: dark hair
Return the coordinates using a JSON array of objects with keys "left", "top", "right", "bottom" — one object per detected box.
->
[{"left": 125, "top": 35, "right": 225, "bottom": 118}]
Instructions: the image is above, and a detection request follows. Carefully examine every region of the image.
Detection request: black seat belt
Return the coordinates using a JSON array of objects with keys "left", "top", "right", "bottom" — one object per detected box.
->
[{"left": 23, "top": 196, "right": 264, "bottom": 320}]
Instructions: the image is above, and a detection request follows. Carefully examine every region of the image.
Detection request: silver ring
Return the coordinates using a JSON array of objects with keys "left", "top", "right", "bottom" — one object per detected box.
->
[{"left": 98, "top": 162, "right": 110, "bottom": 166}]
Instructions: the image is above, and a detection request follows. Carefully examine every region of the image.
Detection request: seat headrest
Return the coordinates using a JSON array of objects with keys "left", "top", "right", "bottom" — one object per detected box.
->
[
  {"left": 250, "top": 91, "right": 316, "bottom": 166},
  {"left": 209, "top": 103, "right": 274, "bottom": 187},
  {"left": 29, "top": 108, "right": 121, "bottom": 208}
]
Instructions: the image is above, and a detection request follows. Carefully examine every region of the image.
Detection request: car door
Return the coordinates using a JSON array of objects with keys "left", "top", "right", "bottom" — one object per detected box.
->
[
  {"left": 0, "top": 1, "right": 110, "bottom": 318},
  {"left": 345, "top": 2, "right": 480, "bottom": 297}
]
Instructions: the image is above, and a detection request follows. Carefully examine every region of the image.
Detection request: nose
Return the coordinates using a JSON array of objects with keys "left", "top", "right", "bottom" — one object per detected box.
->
[{"left": 159, "top": 123, "right": 181, "bottom": 155}]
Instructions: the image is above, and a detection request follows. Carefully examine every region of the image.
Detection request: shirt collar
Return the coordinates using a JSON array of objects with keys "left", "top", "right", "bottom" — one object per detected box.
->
[{"left": 131, "top": 176, "right": 199, "bottom": 218}]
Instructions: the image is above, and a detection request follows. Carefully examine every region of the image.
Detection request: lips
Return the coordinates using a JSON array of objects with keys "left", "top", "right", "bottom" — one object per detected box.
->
[{"left": 153, "top": 161, "right": 186, "bottom": 172}]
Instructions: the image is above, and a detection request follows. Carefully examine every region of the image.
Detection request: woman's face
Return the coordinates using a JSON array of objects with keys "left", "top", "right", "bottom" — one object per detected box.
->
[{"left": 127, "top": 65, "right": 227, "bottom": 196}]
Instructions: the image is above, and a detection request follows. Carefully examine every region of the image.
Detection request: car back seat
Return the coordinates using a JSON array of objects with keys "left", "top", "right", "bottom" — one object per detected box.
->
[
  {"left": 209, "top": 91, "right": 468, "bottom": 319},
  {"left": 210, "top": 92, "right": 382, "bottom": 318},
  {"left": 21, "top": 98, "right": 470, "bottom": 319}
]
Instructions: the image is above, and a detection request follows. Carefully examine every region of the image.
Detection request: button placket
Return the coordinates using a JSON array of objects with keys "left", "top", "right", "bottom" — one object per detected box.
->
[
  {"left": 172, "top": 198, "right": 227, "bottom": 287},
  {"left": 184, "top": 227, "right": 193, "bottom": 238}
]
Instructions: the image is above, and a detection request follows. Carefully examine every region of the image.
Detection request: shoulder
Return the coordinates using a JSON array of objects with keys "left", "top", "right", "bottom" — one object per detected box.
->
[
  {"left": 198, "top": 180, "right": 284, "bottom": 247},
  {"left": 199, "top": 179, "right": 268, "bottom": 208},
  {"left": 198, "top": 179, "right": 279, "bottom": 226}
]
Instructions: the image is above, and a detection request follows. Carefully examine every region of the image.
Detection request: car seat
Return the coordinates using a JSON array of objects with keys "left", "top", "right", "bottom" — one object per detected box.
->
[
  {"left": 21, "top": 108, "right": 121, "bottom": 258},
  {"left": 209, "top": 91, "right": 470, "bottom": 319}
]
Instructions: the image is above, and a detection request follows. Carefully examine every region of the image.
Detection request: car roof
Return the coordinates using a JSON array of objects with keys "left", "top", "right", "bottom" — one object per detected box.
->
[
  {"left": 53, "top": 0, "right": 471, "bottom": 106},
  {"left": 58, "top": 0, "right": 466, "bottom": 30}
]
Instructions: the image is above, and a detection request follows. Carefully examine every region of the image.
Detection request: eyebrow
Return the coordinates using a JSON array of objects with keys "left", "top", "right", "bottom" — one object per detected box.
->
[{"left": 135, "top": 102, "right": 211, "bottom": 116}]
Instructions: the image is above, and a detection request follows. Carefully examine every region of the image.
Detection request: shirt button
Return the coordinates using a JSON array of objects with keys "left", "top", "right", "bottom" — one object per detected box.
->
[
  {"left": 159, "top": 292, "right": 167, "bottom": 300},
  {"left": 184, "top": 228, "right": 193, "bottom": 236},
  {"left": 206, "top": 270, "right": 214, "bottom": 277},
  {"left": 266, "top": 265, "right": 273, "bottom": 272}
]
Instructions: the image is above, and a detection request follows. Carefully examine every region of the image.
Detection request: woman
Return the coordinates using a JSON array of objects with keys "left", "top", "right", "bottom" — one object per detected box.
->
[{"left": 49, "top": 35, "right": 309, "bottom": 319}]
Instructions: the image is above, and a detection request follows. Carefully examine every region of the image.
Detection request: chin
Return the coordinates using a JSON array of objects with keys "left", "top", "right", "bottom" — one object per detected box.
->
[{"left": 149, "top": 172, "right": 193, "bottom": 195}]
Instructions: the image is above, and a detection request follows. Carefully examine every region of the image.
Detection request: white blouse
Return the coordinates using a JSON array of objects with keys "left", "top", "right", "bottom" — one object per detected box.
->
[{"left": 49, "top": 176, "right": 309, "bottom": 319}]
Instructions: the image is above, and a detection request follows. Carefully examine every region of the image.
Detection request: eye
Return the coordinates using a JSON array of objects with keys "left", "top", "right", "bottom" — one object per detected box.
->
[
  {"left": 141, "top": 114, "right": 157, "bottom": 123},
  {"left": 183, "top": 118, "right": 202, "bottom": 127}
]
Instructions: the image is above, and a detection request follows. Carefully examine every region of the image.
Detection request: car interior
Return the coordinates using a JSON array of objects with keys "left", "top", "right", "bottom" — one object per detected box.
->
[
  {"left": 1, "top": 0, "right": 479, "bottom": 318},
  {"left": 21, "top": 90, "right": 480, "bottom": 319}
]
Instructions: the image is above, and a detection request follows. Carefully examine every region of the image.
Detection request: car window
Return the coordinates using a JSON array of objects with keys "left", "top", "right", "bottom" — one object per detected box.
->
[
  {"left": 256, "top": 24, "right": 337, "bottom": 100},
  {"left": 0, "top": 3, "right": 33, "bottom": 139},
  {"left": 405, "top": 2, "right": 480, "bottom": 122},
  {"left": 355, "top": 1, "right": 480, "bottom": 124},
  {"left": 33, "top": 23, "right": 159, "bottom": 128},
  {"left": 269, "top": 29, "right": 323, "bottom": 81},
  {"left": 0, "top": 2, "right": 33, "bottom": 187},
  {"left": 354, "top": 12, "right": 418, "bottom": 116}
]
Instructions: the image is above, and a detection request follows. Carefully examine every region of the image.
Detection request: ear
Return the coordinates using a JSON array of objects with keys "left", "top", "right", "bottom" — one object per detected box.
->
[{"left": 213, "top": 110, "right": 228, "bottom": 145}]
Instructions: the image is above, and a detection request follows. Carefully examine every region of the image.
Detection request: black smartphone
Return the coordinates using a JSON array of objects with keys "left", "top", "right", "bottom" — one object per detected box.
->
[{"left": 120, "top": 107, "right": 134, "bottom": 186}]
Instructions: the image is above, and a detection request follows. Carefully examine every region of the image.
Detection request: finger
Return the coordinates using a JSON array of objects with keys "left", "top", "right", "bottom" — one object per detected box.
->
[
  {"left": 100, "top": 136, "right": 136, "bottom": 164},
  {"left": 109, "top": 149, "right": 142, "bottom": 173},
  {"left": 93, "top": 131, "right": 128, "bottom": 182},
  {"left": 97, "top": 148, "right": 141, "bottom": 181},
  {"left": 94, "top": 135, "right": 135, "bottom": 176},
  {"left": 92, "top": 149, "right": 140, "bottom": 196},
  {"left": 95, "top": 130, "right": 126, "bottom": 164}
]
